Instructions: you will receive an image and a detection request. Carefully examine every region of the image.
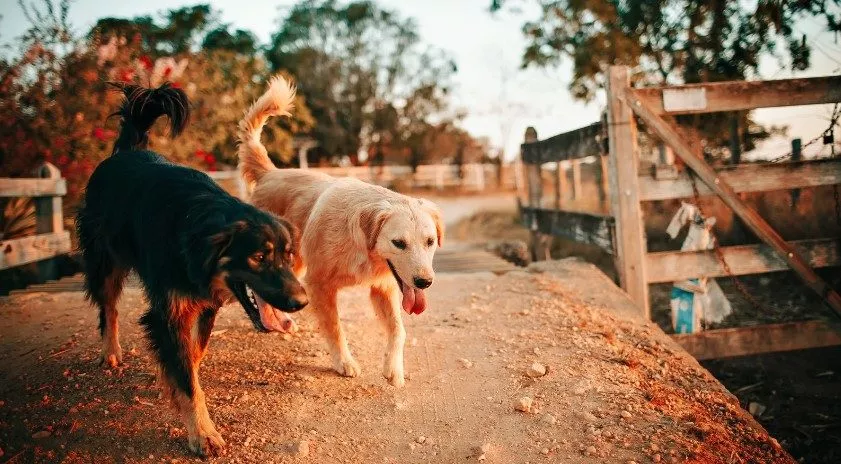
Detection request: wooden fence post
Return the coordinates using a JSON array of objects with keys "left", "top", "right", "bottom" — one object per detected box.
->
[
  {"left": 524, "top": 127, "right": 551, "bottom": 261},
  {"left": 35, "top": 162, "right": 63, "bottom": 281},
  {"left": 571, "top": 159, "right": 583, "bottom": 200},
  {"left": 790, "top": 138, "right": 802, "bottom": 209},
  {"left": 554, "top": 163, "right": 563, "bottom": 210},
  {"left": 598, "top": 155, "right": 609, "bottom": 212},
  {"left": 606, "top": 66, "right": 650, "bottom": 317}
]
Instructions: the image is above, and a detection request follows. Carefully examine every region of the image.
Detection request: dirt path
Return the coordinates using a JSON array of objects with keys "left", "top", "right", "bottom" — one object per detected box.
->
[{"left": 0, "top": 260, "right": 791, "bottom": 463}]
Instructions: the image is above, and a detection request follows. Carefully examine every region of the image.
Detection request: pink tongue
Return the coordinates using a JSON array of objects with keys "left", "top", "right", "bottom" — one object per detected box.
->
[
  {"left": 400, "top": 281, "right": 427, "bottom": 315},
  {"left": 255, "top": 293, "right": 297, "bottom": 332}
]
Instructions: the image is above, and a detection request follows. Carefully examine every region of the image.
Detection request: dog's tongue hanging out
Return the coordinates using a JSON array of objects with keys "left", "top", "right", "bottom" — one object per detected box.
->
[{"left": 400, "top": 281, "right": 427, "bottom": 315}]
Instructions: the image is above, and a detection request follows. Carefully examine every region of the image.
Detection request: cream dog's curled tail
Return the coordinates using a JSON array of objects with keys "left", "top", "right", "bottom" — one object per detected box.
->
[{"left": 238, "top": 75, "right": 296, "bottom": 186}]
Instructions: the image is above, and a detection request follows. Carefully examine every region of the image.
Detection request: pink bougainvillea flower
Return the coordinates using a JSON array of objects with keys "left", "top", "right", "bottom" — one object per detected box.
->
[{"left": 138, "top": 55, "right": 153, "bottom": 71}]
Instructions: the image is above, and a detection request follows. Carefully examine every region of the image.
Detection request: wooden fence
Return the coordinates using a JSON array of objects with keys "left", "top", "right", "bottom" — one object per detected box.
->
[
  {"left": 0, "top": 163, "right": 70, "bottom": 275},
  {"left": 1, "top": 162, "right": 513, "bottom": 274},
  {"left": 521, "top": 66, "right": 841, "bottom": 359},
  {"left": 210, "top": 162, "right": 516, "bottom": 199}
]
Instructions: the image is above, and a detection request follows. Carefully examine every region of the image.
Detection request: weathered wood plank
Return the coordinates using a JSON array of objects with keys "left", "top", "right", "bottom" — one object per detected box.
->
[
  {"left": 607, "top": 66, "right": 650, "bottom": 317},
  {"left": 0, "top": 178, "right": 67, "bottom": 197},
  {"left": 0, "top": 231, "right": 72, "bottom": 270},
  {"left": 521, "top": 122, "right": 603, "bottom": 164},
  {"left": 571, "top": 159, "right": 583, "bottom": 200},
  {"left": 625, "top": 83, "right": 841, "bottom": 319},
  {"left": 635, "top": 75, "right": 841, "bottom": 115},
  {"left": 647, "top": 238, "right": 841, "bottom": 283},
  {"left": 639, "top": 158, "right": 841, "bottom": 201},
  {"left": 672, "top": 320, "right": 841, "bottom": 360},
  {"left": 520, "top": 207, "right": 615, "bottom": 254}
]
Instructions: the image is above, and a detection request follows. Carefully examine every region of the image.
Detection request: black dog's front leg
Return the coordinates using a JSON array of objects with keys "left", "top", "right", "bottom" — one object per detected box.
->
[{"left": 141, "top": 298, "right": 223, "bottom": 457}]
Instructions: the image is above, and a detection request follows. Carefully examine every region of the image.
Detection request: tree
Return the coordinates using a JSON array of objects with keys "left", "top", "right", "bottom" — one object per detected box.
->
[
  {"left": 202, "top": 26, "right": 258, "bottom": 54},
  {"left": 491, "top": 0, "right": 840, "bottom": 156},
  {"left": 91, "top": 4, "right": 217, "bottom": 55},
  {"left": 1, "top": 0, "right": 313, "bottom": 206},
  {"left": 267, "top": 0, "right": 457, "bottom": 165}
]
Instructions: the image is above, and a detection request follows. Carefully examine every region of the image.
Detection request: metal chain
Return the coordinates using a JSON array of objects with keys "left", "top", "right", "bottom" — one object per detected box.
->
[
  {"left": 687, "top": 172, "right": 768, "bottom": 314},
  {"left": 675, "top": 103, "right": 841, "bottom": 318},
  {"left": 769, "top": 103, "right": 840, "bottom": 163}
]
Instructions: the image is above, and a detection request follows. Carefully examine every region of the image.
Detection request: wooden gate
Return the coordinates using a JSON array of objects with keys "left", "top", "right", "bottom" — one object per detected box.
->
[{"left": 521, "top": 67, "right": 841, "bottom": 358}]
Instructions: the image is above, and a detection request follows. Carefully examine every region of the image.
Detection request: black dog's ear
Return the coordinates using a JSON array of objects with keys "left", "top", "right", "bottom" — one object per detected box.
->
[
  {"left": 209, "top": 220, "right": 248, "bottom": 259},
  {"left": 184, "top": 220, "right": 247, "bottom": 291},
  {"left": 277, "top": 218, "right": 300, "bottom": 252}
]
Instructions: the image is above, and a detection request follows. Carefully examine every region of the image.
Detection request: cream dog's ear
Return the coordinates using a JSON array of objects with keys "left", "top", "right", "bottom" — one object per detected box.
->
[
  {"left": 418, "top": 198, "right": 444, "bottom": 247},
  {"left": 355, "top": 200, "right": 393, "bottom": 250}
]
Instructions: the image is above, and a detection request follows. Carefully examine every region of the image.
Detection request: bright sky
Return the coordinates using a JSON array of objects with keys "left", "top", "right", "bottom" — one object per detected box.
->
[{"left": 2, "top": 0, "right": 840, "bottom": 160}]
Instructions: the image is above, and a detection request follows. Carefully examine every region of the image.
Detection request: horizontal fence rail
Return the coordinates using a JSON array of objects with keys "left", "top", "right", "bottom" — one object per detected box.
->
[
  {"left": 520, "top": 207, "right": 614, "bottom": 254},
  {"left": 639, "top": 158, "right": 841, "bottom": 201},
  {"left": 647, "top": 238, "right": 841, "bottom": 283},
  {"left": 634, "top": 75, "right": 841, "bottom": 115},
  {"left": 521, "top": 122, "right": 604, "bottom": 164},
  {"left": 0, "top": 163, "right": 70, "bottom": 273}
]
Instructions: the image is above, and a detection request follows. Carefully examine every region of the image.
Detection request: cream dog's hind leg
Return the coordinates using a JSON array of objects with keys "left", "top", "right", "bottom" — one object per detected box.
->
[{"left": 370, "top": 282, "right": 406, "bottom": 387}]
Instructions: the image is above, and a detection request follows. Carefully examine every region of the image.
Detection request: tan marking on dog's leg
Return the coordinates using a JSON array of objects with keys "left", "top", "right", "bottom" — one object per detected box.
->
[
  {"left": 370, "top": 283, "right": 406, "bottom": 387},
  {"left": 101, "top": 270, "right": 128, "bottom": 367},
  {"left": 307, "top": 282, "right": 360, "bottom": 377},
  {"left": 162, "top": 299, "right": 225, "bottom": 457},
  {"left": 160, "top": 369, "right": 224, "bottom": 457}
]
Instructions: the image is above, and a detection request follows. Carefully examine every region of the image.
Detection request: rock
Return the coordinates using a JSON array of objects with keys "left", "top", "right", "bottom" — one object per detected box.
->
[
  {"left": 540, "top": 447, "right": 550, "bottom": 455},
  {"left": 416, "top": 436, "right": 426, "bottom": 444},
  {"left": 290, "top": 440, "right": 310, "bottom": 457},
  {"left": 32, "top": 430, "right": 51, "bottom": 439},
  {"left": 620, "top": 410, "right": 632, "bottom": 419},
  {"left": 585, "top": 445, "right": 597, "bottom": 456},
  {"left": 408, "top": 443, "right": 417, "bottom": 451},
  {"left": 458, "top": 358, "right": 474, "bottom": 369},
  {"left": 526, "top": 362, "right": 547, "bottom": 378},
  {"left": 514, "top": 396, "right": 533, "bottom": 413},
  {"left": 494, "top": 240, "right": 531, "bottom": 267},
  {"left": 541, "top": 413, "right": 557, "bottom": 425},
  {"left": 653, "top": 453, "right": 662, "bottom": 462},
  {"left": 748, "top": 402, "right": 766, "bottom": 418},
  {"left": 582, "top": 412, "right": 598, "bottom": 422},
  {"left": 627, "top": 461, "right": 638, "bottom": 464}
]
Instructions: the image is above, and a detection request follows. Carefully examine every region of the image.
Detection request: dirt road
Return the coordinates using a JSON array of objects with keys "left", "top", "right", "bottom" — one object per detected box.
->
[{"left": 0, "top": 259, "right": 791, "bottom": 463}]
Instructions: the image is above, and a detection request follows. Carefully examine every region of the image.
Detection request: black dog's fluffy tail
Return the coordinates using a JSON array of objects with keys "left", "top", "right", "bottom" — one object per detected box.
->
[{"left": 110, "top": 82, "right": 190, "bottom": 154}]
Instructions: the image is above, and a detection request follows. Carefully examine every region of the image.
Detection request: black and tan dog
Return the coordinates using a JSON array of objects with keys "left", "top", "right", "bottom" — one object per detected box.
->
[{"left": 76, "top": 83, "right": 307, "bottom": 456}]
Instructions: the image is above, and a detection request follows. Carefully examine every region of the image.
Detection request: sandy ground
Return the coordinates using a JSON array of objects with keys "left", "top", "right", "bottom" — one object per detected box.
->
[{"left": 0, "top": 260, "right": 792, "bottom": 463}]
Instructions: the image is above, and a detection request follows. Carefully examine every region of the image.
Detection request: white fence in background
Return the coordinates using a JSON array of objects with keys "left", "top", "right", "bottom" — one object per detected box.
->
[{"left": 207, "top": 163, "right": 518, "bottom": 198}]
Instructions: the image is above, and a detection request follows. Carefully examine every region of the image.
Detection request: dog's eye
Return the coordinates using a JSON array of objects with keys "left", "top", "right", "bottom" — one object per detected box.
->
[
  {"left": 391, "top": 239, "right": 407, "bottom": 250},
  {"left": 253, "top": 253, "right": 266, "bottom": 263},
  {"left": 427, "top": 238, "right": 435, "bottom": 247}
]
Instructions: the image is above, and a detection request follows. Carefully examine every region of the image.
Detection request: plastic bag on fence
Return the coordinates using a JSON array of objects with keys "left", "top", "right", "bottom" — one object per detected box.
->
[{"left": 666, "top": 202, "right": 733, "bottom": 333}]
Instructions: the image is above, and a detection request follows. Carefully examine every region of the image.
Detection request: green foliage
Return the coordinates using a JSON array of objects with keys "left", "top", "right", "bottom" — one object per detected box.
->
[
  {"left": 202, "top": 27, "right": 258, "bottom": 54},
  {"left": 1, "top": 0, "right": 313, "bottom": 206},
  {"left": 492, "top": 0, "right": 840, "bottom": 155},
  {"left": 267, "top": 0, "right": 460, "bottom": 164},
  {"left": 91, "top": 4, "right": 217, "bottom": 55}
]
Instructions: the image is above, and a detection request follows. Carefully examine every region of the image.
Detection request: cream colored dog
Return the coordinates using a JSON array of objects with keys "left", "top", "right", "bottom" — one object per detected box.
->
[{"left": 237, "top": 76, "right": 443, "bottom": 387}]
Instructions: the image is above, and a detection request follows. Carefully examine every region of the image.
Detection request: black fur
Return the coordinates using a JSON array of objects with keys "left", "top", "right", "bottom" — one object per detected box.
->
[{"left": 76, "top": 82, "right": 307, "bottom": 454}]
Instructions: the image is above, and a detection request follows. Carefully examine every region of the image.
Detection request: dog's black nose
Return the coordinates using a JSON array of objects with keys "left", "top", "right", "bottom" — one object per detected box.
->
[
  {"left": 289, "top": 296, "right": 308, "bottom": 311},
  {"left": 413, "top": 277, "right": 433, "bottom": 289}
]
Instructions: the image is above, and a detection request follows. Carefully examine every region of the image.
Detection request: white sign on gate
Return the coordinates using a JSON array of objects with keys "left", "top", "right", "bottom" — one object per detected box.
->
[{"left": 662, "top": 88, "right": 708, "bottom": 112}]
